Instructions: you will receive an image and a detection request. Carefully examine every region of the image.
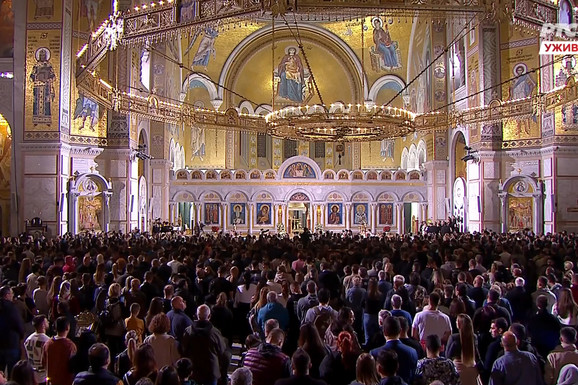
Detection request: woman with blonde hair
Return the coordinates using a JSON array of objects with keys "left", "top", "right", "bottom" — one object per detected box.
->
[
  {"left": 104, "top": 282, "right": 126, "bottom": 359},
  {"left": 248, "top": 286, "right": 269, "bottom": 335},
  {"left": 93, "top": 263, "right": 106, "bottom": 286},
  {"left": 553, "top": 288, "right": 578, "bottom": 326},
  {"left": 452, "top": 314, "right": 480, "bottom": 385},
  {"left": 349, "top": 353, "right": 380, "bottom": 385},
  {"left": 18, "top": 258, "right": 31, "bottom": 284}
]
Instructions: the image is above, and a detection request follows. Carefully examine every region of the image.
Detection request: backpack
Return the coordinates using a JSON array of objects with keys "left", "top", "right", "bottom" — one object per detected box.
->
[
  {"left": 313, "top": 307, "right": 334, "bottom": 338},
  {"left": 99, "top": 302, "right": 118, "bottom": 328}
]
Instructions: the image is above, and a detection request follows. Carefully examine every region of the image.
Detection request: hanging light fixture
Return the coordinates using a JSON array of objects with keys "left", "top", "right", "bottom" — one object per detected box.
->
[{"left": 265, "top": 103, "right": 416, "bottom": 142}]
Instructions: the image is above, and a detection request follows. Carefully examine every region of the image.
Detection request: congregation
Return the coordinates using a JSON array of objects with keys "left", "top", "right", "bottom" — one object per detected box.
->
[{"left": 0, "top": 229, "right": 578, "bottom": 385}]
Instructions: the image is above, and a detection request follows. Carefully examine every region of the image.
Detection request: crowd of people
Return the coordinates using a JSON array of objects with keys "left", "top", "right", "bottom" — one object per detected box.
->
[{"left": 0, "top": 228, "right": 578, "bottom": 385}]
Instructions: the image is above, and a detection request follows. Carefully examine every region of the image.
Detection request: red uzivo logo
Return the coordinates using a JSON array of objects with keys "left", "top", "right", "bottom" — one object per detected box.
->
[{"left": 540, "top": 23, "right": 578, "bottom": 54}]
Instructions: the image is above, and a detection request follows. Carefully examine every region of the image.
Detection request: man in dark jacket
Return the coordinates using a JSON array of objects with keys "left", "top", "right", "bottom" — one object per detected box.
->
[
  {"left": 182, "top": 304, "right": 231, "bottom": 385},
  {"left": 505, "top": 278, "right": 533, "bottom": 322},
  {"left": 166, "top": 296, "right": 193, "bottom": 342},
  {"left": 0, "top": 285, "right": 24, "bottom": 377},
  {"left": 243, "top": 328, "right": 291, "bottom": 385},
  {"left": 274, "top": 348, "right": 327, "bottom": 385},
  {"left": 73, "top": 343, "right": 122, "bottom": 385}
]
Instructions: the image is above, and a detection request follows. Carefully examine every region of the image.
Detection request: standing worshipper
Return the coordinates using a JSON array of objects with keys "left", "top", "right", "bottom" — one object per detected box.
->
[
  {"left": 0, "top": 285, "right": 24, "bottom": 378},
  {"left": 43, "top": 317, "right": 77, "bottom": 385}
]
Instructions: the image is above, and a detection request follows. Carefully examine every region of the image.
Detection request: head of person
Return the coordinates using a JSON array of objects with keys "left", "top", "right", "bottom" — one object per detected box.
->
[
  {"left": 397, "top": 316, "right": 409, "bottom": 337},
  {"left": 149, "top": 313, "right": 170, "bottom": 335},
  {"left": 378, "top": 310, "right": 391, "bottom": 327},
  {"left": 561, "top": 326, "right": 578, "bottom": 345},
  {"left": 55, "top": 316, "right": 70, "bottom": 337},
  {"left": 383, "top": 315, "right": 401, "bottom": 340},
  {"left": 509, "top": 323, "right": 527, "bottom": 344},
  {"left": 425, "top": 334, "right": 442, "bottom": 357},
  {"left": 376, "top": 349, "right": 399, "bottom": 378},
  {"left": 473, "top": 275, "right": 484, "bottom": 288},
  {"left": 429, "top": 292, "right": 440, "bottom": 309},
  {"left": 393, "top": 275, "right": 405, "bottom": 289},
  {"left": 317, "top": 288, "right": 330, "bottom": 305},
  {"left": 291, "top": 348, "right": 311, "bottom": 376},
  {"left": 197, "top": 304, "right": 211, "bottom": 321},
  {"left": 391, "top": 294, "right": 402, "bottom": 309},
  {"left": 266, "top": 291, "right": 278, "bottom": 304},
  {"left": 108, "top": 283, "right": 121, "bottom": 298},
  {"left": 175, "top": 358, "right": 193, "bottom": 382},
  {"left": 537, "top": 276, "right": 548, "bottom": 289},
  {"left": 266, "top": 328, "right": 285, "bottom": 347},
  {"left": 134, "top": 344, "right": 157, "bottom": 376},
  {"left": 0, "top": 285, "right": 13, "bottom": 301},
  {"left": 230, "top": 367, "right": 253, "bottom": 385},
  {"left": 130, "top": 302, "right": 141, "bottom": 317},
  {"left": 536, "top": 295, "right": 549, "bottom": 311},
  {"left": 88, "top": 343, "right": 110, "bottom": 369},
  {"left": 32, "top": 314, "right": 48, "bottom": 332},
  {"left": 487, "top": 289, "right": 500, "bottom": 304},
  {"left": 10, "top": 360, "right": 35, "bottom": 385},
  {"left": 264, "top": 318, "right": 279, "bottom": 338},
  {"left": 355, "top": 353, "right": 380, "bottom": 385},
  {"left": 490, "top": 317, "right": 509, "bottom": 338},
  {"left": 501, "top": 331, "right": 518, "bottom": 352},
  {"left": 156, "top": 365, "right": 180, "bottom": 385},
  {"left": 171, "top": 296, "right": 186, "bottom": 311}
]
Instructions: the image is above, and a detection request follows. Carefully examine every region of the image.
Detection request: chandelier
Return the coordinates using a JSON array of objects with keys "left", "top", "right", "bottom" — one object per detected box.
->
[{"left": 265, "top": 104, "right": 416, "bottom": 142}]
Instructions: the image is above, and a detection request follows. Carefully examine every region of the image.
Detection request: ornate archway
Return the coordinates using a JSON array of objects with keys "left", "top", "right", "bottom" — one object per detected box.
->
[
  {"left": 68, "top": 173, "right": 112, "bottom": 234},
  {"left": 498, "top": 176, "right": 543, "bottom": 233}
]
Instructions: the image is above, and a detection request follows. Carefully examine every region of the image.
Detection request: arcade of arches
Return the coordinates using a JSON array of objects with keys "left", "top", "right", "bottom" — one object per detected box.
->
[{"left": 0, "top": 0, "right": 578, "bottom": 236}]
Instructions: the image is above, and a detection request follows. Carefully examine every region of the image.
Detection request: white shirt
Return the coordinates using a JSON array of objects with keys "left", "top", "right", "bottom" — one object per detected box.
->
[
  {"left": 234, "top": 283, "right": 257, "bottom": 306},
  {"left": 25, "top": 332, "right": 50, "bottom": 384},
  {"left": 412, "top": 308, "right": 452, "bottom": 341}
]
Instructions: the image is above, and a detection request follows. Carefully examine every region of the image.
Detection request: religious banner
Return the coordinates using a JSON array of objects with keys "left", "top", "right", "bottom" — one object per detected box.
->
[
  {"left": 230, "top": 203, "right": 246, "bottom": 225},
  {"left": 327, "top": 203, "right": 343, "bottom": 225},
  {"left": 25, "top": 30, "right": 61, "bottom": 131},
  {"left": 378, "top": 203, "right": 394, "bottom": 225},
  {"left": 500, "top": 33, "right": 540, "bottom": 141},
  {"left": 256, "top": 203, "right": 272, "bottom": 225},
  {"left": 353, "top": 203, "right": 368, "bottom": 225},
  {"left": 204, "top": 203, "right": 220, "bottom": 225}
]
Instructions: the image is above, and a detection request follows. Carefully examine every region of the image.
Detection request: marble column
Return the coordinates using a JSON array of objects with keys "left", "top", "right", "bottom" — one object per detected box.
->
[
  {"left": 248, "top": 202, "right": 254, "bottom": 235},
  {"left": 498, "top": 192, "right": 507, "bottom": 233},
  {"left": 345, "top": 203, "right": 352, "bottom": 230},
  {"left": 370, "top": 203, "right": 377, "bottom": 234},
  {"left": 395, "top": 202, "right": 403, "bottom": 234},
  {"left": 221, "top": 202, "right": 227, "bottom": 232}
]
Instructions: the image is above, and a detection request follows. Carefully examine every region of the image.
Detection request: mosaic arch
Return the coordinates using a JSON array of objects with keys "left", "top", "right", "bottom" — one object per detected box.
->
[
  {"left": 218, "top": 24, "right": 368, "bottom": 105},
  {"left": 279, "top": 156, "right": 322, "bottom": 180}
]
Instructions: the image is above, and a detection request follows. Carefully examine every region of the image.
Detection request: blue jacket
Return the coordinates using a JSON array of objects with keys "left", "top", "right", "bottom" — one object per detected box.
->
[
  {"left": 167, "top": 309, "right": 193, "bottom": 341},
  {"left": 258, "top": 302, "right": 289, "bottom": 331}
]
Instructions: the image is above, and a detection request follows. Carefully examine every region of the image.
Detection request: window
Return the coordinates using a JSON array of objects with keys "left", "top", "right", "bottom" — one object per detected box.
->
[
  {"left": 284, "top": 139, "right": 297, "bottom": 159},
  {"left": 314, "top": 142, "right": 325, "bottom": 158},
  {"left": 257, "top": 134, "right": 267, "bottom": 158}
]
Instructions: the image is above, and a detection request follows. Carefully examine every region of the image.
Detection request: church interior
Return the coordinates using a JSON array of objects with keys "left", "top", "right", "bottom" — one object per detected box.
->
[{"left": 0, "top": 0, "right": 577, "bottom": 237}]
